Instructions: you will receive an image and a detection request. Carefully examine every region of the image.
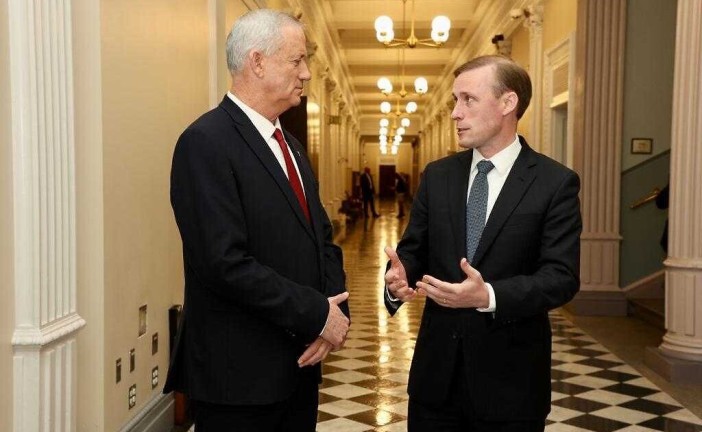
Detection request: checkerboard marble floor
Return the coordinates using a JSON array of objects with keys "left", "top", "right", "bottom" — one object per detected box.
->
[{"left": 315, "top": 207, "right": 702, "bottom": 432}]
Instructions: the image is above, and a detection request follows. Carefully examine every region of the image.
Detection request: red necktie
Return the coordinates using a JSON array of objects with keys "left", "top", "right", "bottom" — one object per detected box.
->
[{"left": 273, "top": 129, "right": 310, "bottom": 223}]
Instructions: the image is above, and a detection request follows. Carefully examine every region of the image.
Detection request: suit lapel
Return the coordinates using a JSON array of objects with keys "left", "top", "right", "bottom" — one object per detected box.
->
[
  {"left": 284, "top": 130, "right": 324, "bottom": 242},
  {"left": 472, "top": 140, "right": 537, "bottom": 265},
  {"left": 218, "top": 97, "right": 316, "bottom": 241},
  {"left": 447, "top": 151, "right": 473, "bottom": 261}
]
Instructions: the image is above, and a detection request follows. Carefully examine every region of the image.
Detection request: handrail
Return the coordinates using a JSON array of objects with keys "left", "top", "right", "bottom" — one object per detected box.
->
[{"left": 630, "top": 187, "right": 661, "bottom": 209}]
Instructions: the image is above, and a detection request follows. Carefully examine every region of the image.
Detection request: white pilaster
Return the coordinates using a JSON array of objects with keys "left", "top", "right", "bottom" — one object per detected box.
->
[
  {"left": 526, "top": 1, "right": 543, "bottom": 148},
  {"left": 8, "top": 0, "right": 85, "bottom": 430},
  {"left": 645, "top": 0, "right": 702, "bottom": 383},
  {"left": 569, "top": 0, "right": 627, "bottom": 316}
]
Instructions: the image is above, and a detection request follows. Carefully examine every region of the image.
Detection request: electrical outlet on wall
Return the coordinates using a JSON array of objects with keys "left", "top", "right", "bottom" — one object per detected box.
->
[
  {"left": 128, "top": 384, "right": 136, "bottom": 409},
  {"left": 152, "top": 333, "right": 158, "bottom": 355},
  {"left": 139, "top": 304, "right": 147, "bottom": 337},
  {"left": 151, "top": 366, "right": 159, "bottom": 389},
  {"left": 116, "top": 358, "right": 122, "bottom": 383}
]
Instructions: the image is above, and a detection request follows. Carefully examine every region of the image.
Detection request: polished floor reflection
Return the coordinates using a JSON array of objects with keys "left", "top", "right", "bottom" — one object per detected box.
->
[{"left": 316, "top": 200, "right": 702, "bottom": 432}]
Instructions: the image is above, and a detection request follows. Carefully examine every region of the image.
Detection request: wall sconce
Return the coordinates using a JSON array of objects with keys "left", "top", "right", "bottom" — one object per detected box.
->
[{"left": 491, "top": 34, "right": 512, "bottom": 58}]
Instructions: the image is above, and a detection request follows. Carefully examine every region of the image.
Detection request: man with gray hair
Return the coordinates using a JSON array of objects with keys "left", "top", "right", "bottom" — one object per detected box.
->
[{"left": 164, "top": 9, "right": 350, "bottom": 431}]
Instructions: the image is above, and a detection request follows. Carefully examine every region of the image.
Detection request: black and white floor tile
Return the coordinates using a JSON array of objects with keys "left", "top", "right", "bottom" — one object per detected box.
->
[
  {"left": 313, "top": 211, "right": 702, "bottom": 432},
  {"left": 187, "top": 206, "right": 702, "bottom": 432}
]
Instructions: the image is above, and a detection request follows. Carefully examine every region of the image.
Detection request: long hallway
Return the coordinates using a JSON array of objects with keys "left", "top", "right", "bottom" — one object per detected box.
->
[{"left": 316, "top": 200, "right": 702, "bottom": 432}]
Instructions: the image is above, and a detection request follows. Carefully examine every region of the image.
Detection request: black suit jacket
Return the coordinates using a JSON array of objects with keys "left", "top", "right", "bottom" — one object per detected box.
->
[
  {"left": 164, "top": 96, "right": 348, "bottom": 405},
  {"left": 386, "top": 138, "right": 581, "bottom": 421},
  {"left": 360, "top": 172, "right": 374, "bottom": 198}
]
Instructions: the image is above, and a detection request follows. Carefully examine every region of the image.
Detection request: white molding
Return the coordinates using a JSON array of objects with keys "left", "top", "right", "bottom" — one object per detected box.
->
[
  {"left": 207, "top": 0, "right": 219, "bottom": 108},
  {"left": 542, "top": 33, "right": 574, "bottom": 164},
  {"left": 8, "top": 0, "right": 82, "bottom": 430},
  {"left": 118, "top": 393, "right": 172, "bottom": 432},
  {"left": 12, "top": 313, "right": 86, "bottom": 347},
  {"left": 622, "top": 270, "right": 665, "bottom": 294}
]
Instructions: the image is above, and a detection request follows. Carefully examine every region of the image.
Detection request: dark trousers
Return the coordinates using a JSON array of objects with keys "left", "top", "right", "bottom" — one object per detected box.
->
[
  {"left": 408, "top": 350, "right": 546, "bottom": 432},
  {"left": 192, "top": 372, "right": 319, "bottom": 432},
  {"left": 363, "top": 195, "right": 378, "bottom": 217}
]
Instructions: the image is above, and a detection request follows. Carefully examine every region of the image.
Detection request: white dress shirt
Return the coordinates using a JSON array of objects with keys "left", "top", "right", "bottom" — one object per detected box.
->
[
  {"left": 227, "top": 92, "right": 306, "bottom": 197},
  {"left": 470, "top": 135, "right": 522, "bottom": 312},
  {"left": 386, "top": 135, "right": 522, "bottom": 312}
]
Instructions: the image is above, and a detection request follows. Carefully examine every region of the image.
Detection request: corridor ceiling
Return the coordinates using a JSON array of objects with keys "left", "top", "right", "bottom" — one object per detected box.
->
[{"left": 321, "top": 0, "right": 484, "bottom": 137}]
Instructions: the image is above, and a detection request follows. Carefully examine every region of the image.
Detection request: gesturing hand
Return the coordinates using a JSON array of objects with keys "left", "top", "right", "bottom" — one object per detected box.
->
[
  {"left": 320, "top": 291, "right": 350, "bottom": 349},
  {"left": 384, "top": 246, "right": 416, "bottom": 303},
  {"left": 416, "top": 258, "right": 489, "bottom": 309}
]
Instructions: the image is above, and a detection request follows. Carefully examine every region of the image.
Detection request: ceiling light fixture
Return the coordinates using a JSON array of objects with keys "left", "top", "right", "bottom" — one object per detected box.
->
[
  {"left": 375, "top": 0, "right": 450, "bottom": 48},
  {"left": 377, "top": 48, "right": 428, "bottom": 100}
]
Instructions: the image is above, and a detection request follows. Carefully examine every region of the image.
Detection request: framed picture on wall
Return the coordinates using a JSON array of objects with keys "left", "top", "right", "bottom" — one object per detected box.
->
[{"left": 631, "top": 138, "right": 653, "bottom": 154}]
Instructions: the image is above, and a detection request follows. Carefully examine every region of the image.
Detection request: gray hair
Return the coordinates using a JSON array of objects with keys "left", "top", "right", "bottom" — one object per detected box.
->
[{"left": 226, "top": 9, "right": 304, "bottom": 73}]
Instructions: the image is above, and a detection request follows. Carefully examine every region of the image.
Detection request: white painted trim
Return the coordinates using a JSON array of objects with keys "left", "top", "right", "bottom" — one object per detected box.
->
[
  {"left": 118, "top": 393, "right": 173, "bottom": 432},
  {"left": 550, "top": 92, "right": 568, "bottom": 108},
  {"left": 542, "top": 33, "right": 575, "bottom": 167},
  {"left": 208, "top": 0, "right": 219, "bottom": 108},
  {"left": 12, "top": 313, "right": 86, "bottom": 347},
  {"left": 8, "top": 0, "right": 82, "bottom": 430}
]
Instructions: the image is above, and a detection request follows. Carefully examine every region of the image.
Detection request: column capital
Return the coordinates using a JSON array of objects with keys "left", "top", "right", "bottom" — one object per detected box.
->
[{"left": 523, "top": 1, "right": 544, "bottom": 29}]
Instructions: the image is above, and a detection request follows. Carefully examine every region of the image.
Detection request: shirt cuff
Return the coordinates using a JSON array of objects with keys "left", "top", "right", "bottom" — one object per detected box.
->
[
  {"left": 476, "top": 282, "right": 496, "bottom": 312},
  {"left": 385, "top": 285, "right": 400, "bottom": 302}
]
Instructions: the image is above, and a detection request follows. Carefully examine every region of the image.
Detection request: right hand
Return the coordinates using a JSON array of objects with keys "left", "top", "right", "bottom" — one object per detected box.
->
[
  {"left": 384, "top": 246, "right": 416, "bottom": 302},
  {"left": 320, "top": 292, "right": 350, "bottom": 349}
]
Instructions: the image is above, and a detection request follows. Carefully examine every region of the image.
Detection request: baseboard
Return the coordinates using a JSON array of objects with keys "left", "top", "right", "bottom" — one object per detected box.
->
[
  {"left": 119, "top": 392, "right": 174, "bottom": 432},
  {"left": 623, "top": 270, "right": 665, "bottom": 299},
  {"left": 563, "top": 290, "right": 628, "bottom": 316}
]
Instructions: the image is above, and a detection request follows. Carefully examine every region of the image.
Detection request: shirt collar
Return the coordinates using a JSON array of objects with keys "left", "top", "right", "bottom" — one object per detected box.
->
[
  {"left": 227, "top": 91, "right": 282, "bottom": 140},
  {"left": 471, "top": 134, "right": 522, "bottom": 175}
]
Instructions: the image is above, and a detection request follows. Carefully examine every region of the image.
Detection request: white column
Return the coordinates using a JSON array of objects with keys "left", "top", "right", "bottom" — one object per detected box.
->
[
  {"left": 526, "top": 1, "right": 544, "bottom": 148},
  {"left": 319, "top": 76, "right": 335, "bottom": 212},
  {"left": 568, "top": 0, "right": 627, "bottom": 315},
  {"left": 8, "top": 0, "right": 86, "bottom": 430},
  {"left": 645, "top": 0, "right": 702, "bottom": 384}
]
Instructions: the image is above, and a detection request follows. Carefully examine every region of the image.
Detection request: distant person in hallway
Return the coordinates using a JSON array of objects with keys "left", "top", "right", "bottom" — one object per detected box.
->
[
  {"left": 655, "top": 183, "right": 669, "bottom": 253},
  {"left": 361, "top": 166, "right": 380, "bottom": 218},
  {"left": 164, "top": 9, "right": 349, "bottom": 432},
  {"left": 383, "top": 55, "right": 582, "bottom": 431},
  {"left": 395, "top": 172, "right": 408, "bottom": 218}
]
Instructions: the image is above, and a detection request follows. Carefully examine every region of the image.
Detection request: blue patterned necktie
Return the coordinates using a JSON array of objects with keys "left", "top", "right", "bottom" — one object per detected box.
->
[{"left": 466, "top": 160, "right": 495, "bottom": 262}]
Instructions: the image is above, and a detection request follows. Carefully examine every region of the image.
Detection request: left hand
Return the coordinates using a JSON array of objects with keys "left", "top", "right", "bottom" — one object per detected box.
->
[
  {"left": 297, "top": 337, "right": 334, "bottom": 367},
  {"left": 416, "top": 258, "right": 489, "bottom": 309}
]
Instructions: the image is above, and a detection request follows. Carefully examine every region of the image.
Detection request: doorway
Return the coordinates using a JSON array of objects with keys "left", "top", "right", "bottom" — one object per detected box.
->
[{"left": 379, "top": 165, "right": 397, "bottom": 198}]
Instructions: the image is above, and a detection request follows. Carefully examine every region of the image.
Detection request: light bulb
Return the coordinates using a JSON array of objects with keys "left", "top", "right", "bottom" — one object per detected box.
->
[
  {"left": 432, "top": 15, "right": 451, "bottom": 33},
  {"left": 380, "top": 101, "right": 392, "bottom": 114},
  {"left": 377, "top": 77, "right": 392, "bottom": 94},
  {"left": 406, "top": 101, "right": 418, "bottom": 113},
  {"left": 380, "top": 118, "right": 389, "bottom": 127},
  {"left": 414, "top": 77, "right": 428, "bottom": 94},
  {"left": 375, "top": 16, "right": 393, "bottom": 33},
  {"left": 401, "top": 117, "right": 410, "bottom": 127}
]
